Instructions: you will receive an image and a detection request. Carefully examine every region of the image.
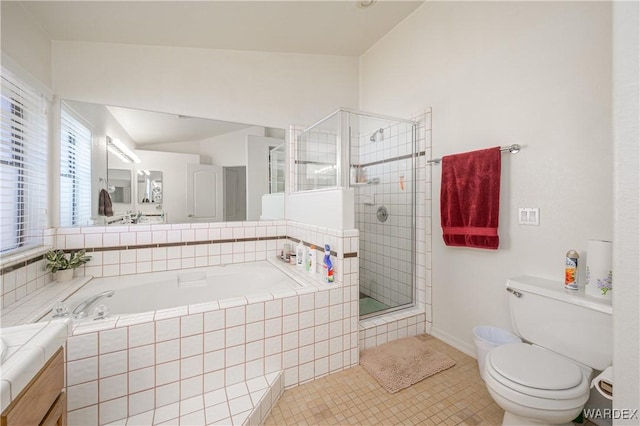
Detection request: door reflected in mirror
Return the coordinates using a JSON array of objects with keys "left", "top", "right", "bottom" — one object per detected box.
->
[{"left": 269, "top": 144, "right": 285, "bottom": 194}]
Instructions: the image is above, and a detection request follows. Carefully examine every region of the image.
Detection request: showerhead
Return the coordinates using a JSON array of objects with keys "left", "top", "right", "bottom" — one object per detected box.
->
[{"left": 369, "top": 128, "right": 384, "bottom": 142}]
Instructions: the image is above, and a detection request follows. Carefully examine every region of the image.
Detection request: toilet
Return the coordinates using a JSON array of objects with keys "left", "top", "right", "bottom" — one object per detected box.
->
[{"left": 484, "top": 276, "right": 612, "bottom": 425}]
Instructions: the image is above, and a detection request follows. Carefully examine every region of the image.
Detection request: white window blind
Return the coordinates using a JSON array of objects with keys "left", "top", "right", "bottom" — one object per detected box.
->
[
  {"left": 60, "top": 105, "right": 92, "bottom": 227},
  {"left": 0, "top": 69, "right": 48, "bottom": 254}
]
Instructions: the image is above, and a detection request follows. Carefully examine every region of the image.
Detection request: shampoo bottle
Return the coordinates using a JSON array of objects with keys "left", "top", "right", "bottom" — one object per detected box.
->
[
  {"left": 323, "top": 244, "right": 334, "bottom": 283},
  {"left": 306, "top": 245, "right": 315, "bottom": 274},
  {"left": 296, "top": 242, "right": 304, "bottom": 267}
]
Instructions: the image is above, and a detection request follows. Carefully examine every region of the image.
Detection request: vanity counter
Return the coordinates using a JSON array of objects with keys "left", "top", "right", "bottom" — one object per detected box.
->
[{"left": 0, "top": 318, "right": 71, "bottom": 412}]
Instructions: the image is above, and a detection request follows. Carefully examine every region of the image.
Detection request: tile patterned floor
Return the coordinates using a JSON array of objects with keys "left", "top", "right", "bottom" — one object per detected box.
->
[{"left": 265, "top": 335, "right": 505, "bottom": 425}]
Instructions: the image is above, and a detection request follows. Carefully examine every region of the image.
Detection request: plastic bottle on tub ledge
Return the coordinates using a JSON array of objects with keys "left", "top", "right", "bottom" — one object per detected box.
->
[
  {"left": 323, "top": 244, "right": 334, "bottom": 283},
  {"left": 296, "top": 241, "right": 305, "bottom": 268},
  {"left": 306, "top": 245, "right": 316, "bottom": 274}
]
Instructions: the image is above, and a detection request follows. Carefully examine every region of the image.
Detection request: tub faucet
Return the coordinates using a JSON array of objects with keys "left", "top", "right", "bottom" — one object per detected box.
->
[{"left": 72, "top": 290, "right": 115, "bottom": 319}]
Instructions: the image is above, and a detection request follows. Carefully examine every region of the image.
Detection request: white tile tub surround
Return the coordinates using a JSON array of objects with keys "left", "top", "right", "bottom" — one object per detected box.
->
[
  {"left": 55, "top": 221, "right": 287, "bottom": 279},
  {"left": 81, "top": 372, "right": 284, "bottom": 426},
  {"left": 0, "top": 227, "right": 57, "bottom": 310},
  {"left": 64, "top": 225, "right": 359, "bottom": 425}
]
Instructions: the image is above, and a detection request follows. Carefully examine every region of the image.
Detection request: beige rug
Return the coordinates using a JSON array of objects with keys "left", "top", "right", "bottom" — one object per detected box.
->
[{"left": 360, "top": 336, "right": 456, "bottom": 393}]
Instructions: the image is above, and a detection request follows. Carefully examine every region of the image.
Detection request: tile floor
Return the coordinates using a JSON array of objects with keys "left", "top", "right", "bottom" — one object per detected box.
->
[{"left": 265, "top": 334, "right": 505, "bottom": 425}]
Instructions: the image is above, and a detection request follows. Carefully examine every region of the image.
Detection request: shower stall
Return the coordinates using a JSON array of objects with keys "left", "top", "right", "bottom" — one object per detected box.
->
[{"left": 295, "top": 108, "right": 420, "bottom": 317}]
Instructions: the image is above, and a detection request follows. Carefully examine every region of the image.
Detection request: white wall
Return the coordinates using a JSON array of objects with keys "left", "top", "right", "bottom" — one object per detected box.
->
[
  {"left": 612, "top": 1, "right": 640, "bottom": 419},
  {"left": 1, "top": 2, "right": 52, "bottom": 88},
  {"left": 288, "top": 189, "right": 355, "bottom": 230},
  {"left": 360, "top": 2, "right": 613, "bottom": 354},
  {"left": 51, "top": 41, "right": 359, "bottom": 130}
]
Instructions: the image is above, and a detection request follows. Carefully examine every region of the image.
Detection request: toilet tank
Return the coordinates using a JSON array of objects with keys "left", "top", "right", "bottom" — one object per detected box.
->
[{"left": 506, "top": 276, "right": 612, "bottom": 370}]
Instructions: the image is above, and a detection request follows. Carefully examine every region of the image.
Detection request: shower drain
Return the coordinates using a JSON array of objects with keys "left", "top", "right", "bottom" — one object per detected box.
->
[{"left": 376, "top": 206, "right": 389, "bottom": 223}]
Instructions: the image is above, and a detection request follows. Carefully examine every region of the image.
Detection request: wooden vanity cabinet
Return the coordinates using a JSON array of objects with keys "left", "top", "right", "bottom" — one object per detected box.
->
[{"left": 1, "top": 347, "right": 66, "bottom": 426}]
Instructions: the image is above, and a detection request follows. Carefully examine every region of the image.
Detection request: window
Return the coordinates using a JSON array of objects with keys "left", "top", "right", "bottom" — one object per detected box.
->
[
  {"left": 60, "top": 105, "right": 92, "bottom": 227},
  {"left": 0, "top": 69, "right": 48, "bottom": 254}
]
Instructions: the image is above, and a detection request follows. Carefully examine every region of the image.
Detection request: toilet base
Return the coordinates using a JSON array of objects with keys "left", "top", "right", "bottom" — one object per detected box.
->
[{"left": 502, "top": 411, "right": 576, "bottom": 426}]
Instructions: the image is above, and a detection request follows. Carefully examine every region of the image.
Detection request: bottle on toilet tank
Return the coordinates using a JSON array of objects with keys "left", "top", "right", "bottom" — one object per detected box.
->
[{"left": 565, "top": 250, "right": 579, "bottom": 290}]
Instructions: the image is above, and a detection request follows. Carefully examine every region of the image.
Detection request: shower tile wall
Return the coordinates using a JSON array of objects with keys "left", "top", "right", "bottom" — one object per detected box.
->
[{"left": 354, "top": 120, "right": 419, "bottom": 309}]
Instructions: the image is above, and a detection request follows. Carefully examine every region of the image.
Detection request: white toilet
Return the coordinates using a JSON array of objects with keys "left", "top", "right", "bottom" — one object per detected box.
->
[{"left": 484, "top": 276, "right": 612, "bottom": 425}]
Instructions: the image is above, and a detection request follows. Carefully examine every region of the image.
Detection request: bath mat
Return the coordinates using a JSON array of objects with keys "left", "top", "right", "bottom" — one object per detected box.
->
[{"left": 360, "top": 336, "right": 456, "bottom": 393}]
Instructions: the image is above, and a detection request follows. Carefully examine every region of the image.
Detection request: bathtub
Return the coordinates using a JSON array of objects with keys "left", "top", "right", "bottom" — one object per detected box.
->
[{"left": 63, "top": 260, "right": 302, "bottom": 317}]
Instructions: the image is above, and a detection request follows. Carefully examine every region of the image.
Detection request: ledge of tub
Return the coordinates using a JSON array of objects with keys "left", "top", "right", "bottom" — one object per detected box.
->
[
  {"left": 0, "top": 276, "right": 93, "bottom": 327},
  {"left": 266, "top": 257, "right": 345, "bottom": 291}
]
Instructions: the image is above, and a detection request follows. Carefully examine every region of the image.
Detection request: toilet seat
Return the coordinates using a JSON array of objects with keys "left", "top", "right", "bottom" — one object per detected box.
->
[{"left": 486, "top": 343, "right": 589, "bottom": 401}]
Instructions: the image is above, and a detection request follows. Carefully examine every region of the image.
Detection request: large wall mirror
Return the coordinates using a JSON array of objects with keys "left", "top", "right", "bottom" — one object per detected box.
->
[{"left": 62, "top": 99, "right": 286, "bottom": 226}]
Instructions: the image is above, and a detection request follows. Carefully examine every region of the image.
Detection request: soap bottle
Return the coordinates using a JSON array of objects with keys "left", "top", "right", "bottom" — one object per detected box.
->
[
  {"left": 296, "top": 242, "right": 305, "bottom": 267},
  {"left": 306, "top": 245, "right": 315, "bottom": 274},
  {"left": 323, "top": 244, "right": 334, "bottom": 283}
]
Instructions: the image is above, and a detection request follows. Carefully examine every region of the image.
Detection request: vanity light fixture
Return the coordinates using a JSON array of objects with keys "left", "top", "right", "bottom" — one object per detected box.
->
[{"left": 107, "top": 138, "right": 141, "bottom": 164}]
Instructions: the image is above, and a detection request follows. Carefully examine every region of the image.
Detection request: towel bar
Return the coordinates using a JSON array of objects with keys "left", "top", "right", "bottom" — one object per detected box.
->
[{"left": 428, "top": 144, "right": 520, "bottom": 165}]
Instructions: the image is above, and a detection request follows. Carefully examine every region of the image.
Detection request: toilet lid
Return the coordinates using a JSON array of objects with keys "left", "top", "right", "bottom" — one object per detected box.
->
[{"left": 488, "top": 343, "right": 583, "bottom": 390}]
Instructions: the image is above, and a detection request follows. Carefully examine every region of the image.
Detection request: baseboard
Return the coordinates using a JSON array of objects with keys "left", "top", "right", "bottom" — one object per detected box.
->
[{"left": 430, "top": 327, "right": 476, "bottom": 358}]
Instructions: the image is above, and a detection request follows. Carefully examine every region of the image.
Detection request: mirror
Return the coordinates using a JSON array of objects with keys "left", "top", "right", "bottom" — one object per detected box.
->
[
  {"left": 137, "top": 171, "right": 162, "bottom": 203},
  {"left": 269, "top": 144, "right": 286, "bottom": 194},
  {"left": 61, "top": 99, "right": 286, "bottom": 226},
  {"left": 107, "top": 168, "right": 132, "bottom": 203}
]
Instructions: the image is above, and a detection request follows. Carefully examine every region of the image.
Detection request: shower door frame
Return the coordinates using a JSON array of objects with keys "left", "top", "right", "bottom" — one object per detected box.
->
[{"left": 341, "top": 109, "right": 419, "bottom": 319}]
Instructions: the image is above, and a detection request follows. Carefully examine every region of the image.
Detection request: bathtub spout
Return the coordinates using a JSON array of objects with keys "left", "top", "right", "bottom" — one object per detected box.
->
[{"left": 72, "top": 290, "right": 115, "bottom": 319}]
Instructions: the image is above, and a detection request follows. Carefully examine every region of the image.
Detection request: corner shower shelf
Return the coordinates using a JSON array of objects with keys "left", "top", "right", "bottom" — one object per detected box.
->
[{"left": 351, "top": 178, "right": 380, "bottom": 187}]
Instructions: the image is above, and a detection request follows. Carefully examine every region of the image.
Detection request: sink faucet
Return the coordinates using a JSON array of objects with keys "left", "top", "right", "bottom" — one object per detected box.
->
[{"left": 72, "top": 290, "right": 115, "bottom": 319}]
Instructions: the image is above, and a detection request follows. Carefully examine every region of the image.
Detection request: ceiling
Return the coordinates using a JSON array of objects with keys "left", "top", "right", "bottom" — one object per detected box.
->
[{"left": 20, "top": 0, "right": 424, "bottom": 56}]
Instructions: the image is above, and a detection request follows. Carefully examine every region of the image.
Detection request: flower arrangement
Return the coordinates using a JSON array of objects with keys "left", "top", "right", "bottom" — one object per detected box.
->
[
  {"left": 596, "top": 270, "right": 613, "bottom": 295},
  {"left": 45, "top": 249, "right": 92, "bottom": 273}
]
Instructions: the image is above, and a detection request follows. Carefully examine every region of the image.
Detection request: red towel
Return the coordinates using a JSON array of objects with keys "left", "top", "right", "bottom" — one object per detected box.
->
[{"left": 440, "top": 147, "right": 501, "bottom": 249}]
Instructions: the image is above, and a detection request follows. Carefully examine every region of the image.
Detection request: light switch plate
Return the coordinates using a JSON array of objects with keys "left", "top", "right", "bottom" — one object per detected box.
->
[{"left": 518, "top": 208, "right": 540, "bottom": 226}]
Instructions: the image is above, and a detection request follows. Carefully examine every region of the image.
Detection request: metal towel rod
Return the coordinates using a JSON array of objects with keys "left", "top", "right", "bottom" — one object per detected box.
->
[{"left": 428, "top": 144, "right": 521, "bottom": 165}]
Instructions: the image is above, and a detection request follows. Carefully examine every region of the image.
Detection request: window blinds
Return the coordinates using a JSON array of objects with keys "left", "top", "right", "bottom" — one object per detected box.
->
[
  {"left": 60, "top": 105, "right": 92, "bottom": 227},
  {"left": 0, "top": 70, "right": 48, "bottom": 254}
]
